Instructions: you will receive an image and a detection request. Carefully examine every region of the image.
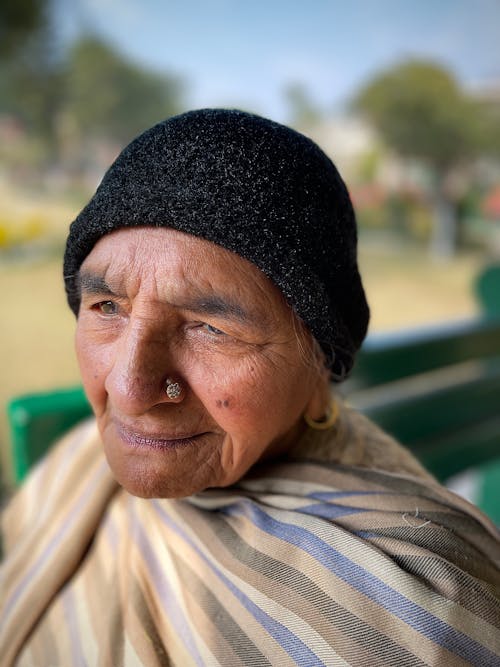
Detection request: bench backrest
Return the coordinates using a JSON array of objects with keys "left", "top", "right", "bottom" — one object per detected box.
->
[
  {"left": 344, "top": 319, "right": 500, "bottom": 477},
  {"left": 348, "top": 318, "right": 500, "bottom": 390},
  {"left": 8, "top": 387, "right": 92, "bottom": 483},
  {"left": 343, "top": 263, "right": 500, "bottom": 523}
]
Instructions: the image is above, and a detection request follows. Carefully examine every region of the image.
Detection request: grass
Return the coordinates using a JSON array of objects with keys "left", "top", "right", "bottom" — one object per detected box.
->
[
  {"left": 0, "top": 258, "right": 81, "bottom": 480},
  {"left": 0, "top": 238, "right": 485, "bottom": 486},
  {"left": 358, "top": 240, "right": 482, "bottom": 331}
]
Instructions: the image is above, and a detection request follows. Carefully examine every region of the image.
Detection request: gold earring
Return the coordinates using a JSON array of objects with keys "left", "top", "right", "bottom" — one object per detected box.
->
[{"left": 304, "top": 398, "right": 339, "bottom": 430}]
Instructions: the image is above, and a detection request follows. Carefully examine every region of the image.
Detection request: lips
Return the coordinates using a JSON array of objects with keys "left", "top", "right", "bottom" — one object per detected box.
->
[{"left": 115, "top": 421, "right": 207, "bottom": 451}]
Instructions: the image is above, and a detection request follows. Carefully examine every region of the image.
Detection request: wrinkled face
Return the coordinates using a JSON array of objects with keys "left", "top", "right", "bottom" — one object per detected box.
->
[{"left": 76, "top": 227, "right": 327, "bottom": 498}]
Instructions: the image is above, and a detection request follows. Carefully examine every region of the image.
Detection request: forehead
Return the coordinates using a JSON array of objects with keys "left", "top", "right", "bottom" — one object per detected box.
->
[{"left": 80, "top": 226, "right": 291, "bottom": 316}]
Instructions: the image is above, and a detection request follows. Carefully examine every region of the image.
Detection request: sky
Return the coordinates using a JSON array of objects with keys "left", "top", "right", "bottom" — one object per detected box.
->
[{"left": 56, "top": 0, "right": 500, "bottom": 121}]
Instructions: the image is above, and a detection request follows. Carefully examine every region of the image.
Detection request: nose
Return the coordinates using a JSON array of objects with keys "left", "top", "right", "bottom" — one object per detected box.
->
[{"left": 105, "top": 316, "right": 183, "bottom": 415}]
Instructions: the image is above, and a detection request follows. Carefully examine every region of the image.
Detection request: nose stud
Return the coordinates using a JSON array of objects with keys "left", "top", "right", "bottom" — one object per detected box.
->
[{"left": 164, "top": 378, "right": 183, "bottom": 400}]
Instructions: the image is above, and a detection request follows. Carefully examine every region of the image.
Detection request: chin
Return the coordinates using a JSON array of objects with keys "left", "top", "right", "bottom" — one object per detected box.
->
[
  {"left": 118, "top": 469, "right": 191, "bottom": 498},
  {"left": 119, "top": 476, "right": 194, "bottom": 499},
  {"left": 107, "top": 457, "right": 213, "bottom": 499}
]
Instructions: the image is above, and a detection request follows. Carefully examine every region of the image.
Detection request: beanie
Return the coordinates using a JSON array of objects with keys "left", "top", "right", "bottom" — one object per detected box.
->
[{"left": 64, "top": 108, "right": 369, "bottom": 379}]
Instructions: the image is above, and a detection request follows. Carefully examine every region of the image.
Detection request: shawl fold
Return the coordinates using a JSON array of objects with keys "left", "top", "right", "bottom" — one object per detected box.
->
[{"left": 2, "top": 407, "right": 500, "bottom": 666}]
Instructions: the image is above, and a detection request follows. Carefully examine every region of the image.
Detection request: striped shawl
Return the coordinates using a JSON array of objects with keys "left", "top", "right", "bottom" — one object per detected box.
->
[{"left": 1, "top": 406, "right": 500, "bottom": 666}]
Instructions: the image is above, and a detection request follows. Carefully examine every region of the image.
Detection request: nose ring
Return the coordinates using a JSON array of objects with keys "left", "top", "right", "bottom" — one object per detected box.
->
[{"left": 164, "top": 378, "right": 183, "bottom": 399}]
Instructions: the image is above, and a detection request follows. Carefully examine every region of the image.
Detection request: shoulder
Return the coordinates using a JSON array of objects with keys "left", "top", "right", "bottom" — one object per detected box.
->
[
  {"left": 288, "top": 396, "right": 433, "bottom": 481},
  {"left": 281, "top": 397, "right": 500, "bottom": 577},
  {"left": 242, "top": 444, "right": 500, "bottom": 597}
]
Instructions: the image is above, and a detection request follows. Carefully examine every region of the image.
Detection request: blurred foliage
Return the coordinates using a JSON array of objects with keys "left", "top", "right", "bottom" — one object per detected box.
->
[
  {"left": 356, "top": 195, "right": 433, "bottom": 243},
  {"left": 65, "top": 37, "right": 183, "bottom": 144},
  {"left": 0, "top": 0, "right": 47, "bottom": 58},
  {"left": 357, "top": 149, "right": 382, "bottom": 183},
  {"left": 0, "top": 213, "right": 47, "bottom": 249},
  {"left": 0, "top": 7, "right": 184, "bottom": 256},
  {"left": 284, "top": 83, "right": 322, "bottom": 128},
  {"left": 355, "top": 61, "right": 487, "bottom": 169},
  {"left": 354, "top": 61, "right": 500, "bottom": 256},
  {"left": 0, "top": 16, "right": 185, "bottom": 273},
  {"left": 0, "top": 8, "right": 184, "bottom": 165},
  {"left": 0, "top": 24, "right": 65, "bottom": 161}
]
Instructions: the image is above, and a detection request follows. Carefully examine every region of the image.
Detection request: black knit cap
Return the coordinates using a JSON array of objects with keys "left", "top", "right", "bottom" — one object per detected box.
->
[{"left": 64, "top": 108, "right": 369, "bottom": 379}]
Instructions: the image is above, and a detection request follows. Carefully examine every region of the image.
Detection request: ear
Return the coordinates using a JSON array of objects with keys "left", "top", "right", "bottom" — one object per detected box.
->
[{"left": 304, "top": 364, "right": 331, "bottom": 422}]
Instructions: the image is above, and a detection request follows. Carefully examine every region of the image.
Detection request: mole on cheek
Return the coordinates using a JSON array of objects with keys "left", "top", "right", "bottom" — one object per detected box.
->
[{"left": 216, "top": 398, "right": 231, "bottom": 409}]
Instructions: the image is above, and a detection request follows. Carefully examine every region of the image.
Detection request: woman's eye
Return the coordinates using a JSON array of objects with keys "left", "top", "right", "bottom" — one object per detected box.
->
[
  {"left": 203, "top": 323, "right": 225, "bottom": 335},
  {"left": 96, "top": 300, "right": 118, "bottom": 315}
]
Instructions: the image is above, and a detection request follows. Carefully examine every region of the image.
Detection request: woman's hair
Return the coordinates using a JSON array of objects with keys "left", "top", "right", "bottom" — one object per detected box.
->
[{"left": 64, "top": 108, "right": 369, "bottom": 379}]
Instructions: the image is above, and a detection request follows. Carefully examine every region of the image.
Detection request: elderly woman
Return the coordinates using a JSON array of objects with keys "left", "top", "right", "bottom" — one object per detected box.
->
[{"left": 2, "top": 109, "right": 500, "bottom": 666}]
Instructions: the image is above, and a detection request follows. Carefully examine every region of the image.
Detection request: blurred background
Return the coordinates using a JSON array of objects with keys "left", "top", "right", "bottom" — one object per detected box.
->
[{"left": 1, "top": 0, "right": 500, "bottom": 481}]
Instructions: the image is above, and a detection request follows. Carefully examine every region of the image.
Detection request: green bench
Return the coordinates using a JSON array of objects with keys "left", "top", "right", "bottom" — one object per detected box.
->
[
  {"left": 6, "top": 264, "right": 500, "bottom": 522},
  {"left": 7, "top": 386, "right": 92, "bottom": 484},
  {"left": 344, "top": 263, "right": 500, "bottom": 522}
]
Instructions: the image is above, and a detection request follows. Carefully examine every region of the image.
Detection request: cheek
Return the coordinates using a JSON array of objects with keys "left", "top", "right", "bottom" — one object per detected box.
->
[
  {"left": 182, "top": 357, "right": 253, "bottom": 429},
  {"left": 75, "top": 327, "right": 111, "bottom": 403},
  {"left": 205, "top": 359, "right": 259, "bottom": 413},
  {"left": 196, "top": 356, "right": 294, "bottom": 436}
]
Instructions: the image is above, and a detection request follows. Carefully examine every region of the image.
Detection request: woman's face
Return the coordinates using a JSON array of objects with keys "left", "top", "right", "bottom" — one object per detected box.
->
[{"left": 76, "top": 227, "right": 327, "bottom": 498}]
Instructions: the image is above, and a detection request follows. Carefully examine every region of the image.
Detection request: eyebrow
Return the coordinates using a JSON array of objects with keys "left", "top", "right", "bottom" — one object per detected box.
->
[
  {"left": 78, "top": 273, "right": 118, "bottom": 296},
  {"left": 78, "top": 272, "right": 257, "bottom": 327},
  {"left": 178, "top": 295, "right": 254, "bottom": 326}
]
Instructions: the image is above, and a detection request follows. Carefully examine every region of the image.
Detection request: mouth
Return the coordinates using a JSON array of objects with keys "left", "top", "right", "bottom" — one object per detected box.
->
[{"left": 115, "top": 422, "right": 208, "bottom": 451}]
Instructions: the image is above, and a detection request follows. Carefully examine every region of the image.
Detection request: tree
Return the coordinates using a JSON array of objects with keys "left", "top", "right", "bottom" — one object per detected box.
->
[
  {"left": 0, "top": 0, "right": 48, "bottom": 59},
  {"left": 284, "top": 83, "right": 322, "bottom": 128},
  {"left": 0, "top": 30, "right": 184, "bottom": 171},
  {"left": 0, "top": 0, "right": 65, "bottom": 164},
  {"left": 65, "top": 36, "right": 183, "bottom": 146},
  {"left": 0, "top": 24, "right": 65, "bottom": 159},
  {"left": 354, "top": 60, "right": 490, "bottom": 256}
]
